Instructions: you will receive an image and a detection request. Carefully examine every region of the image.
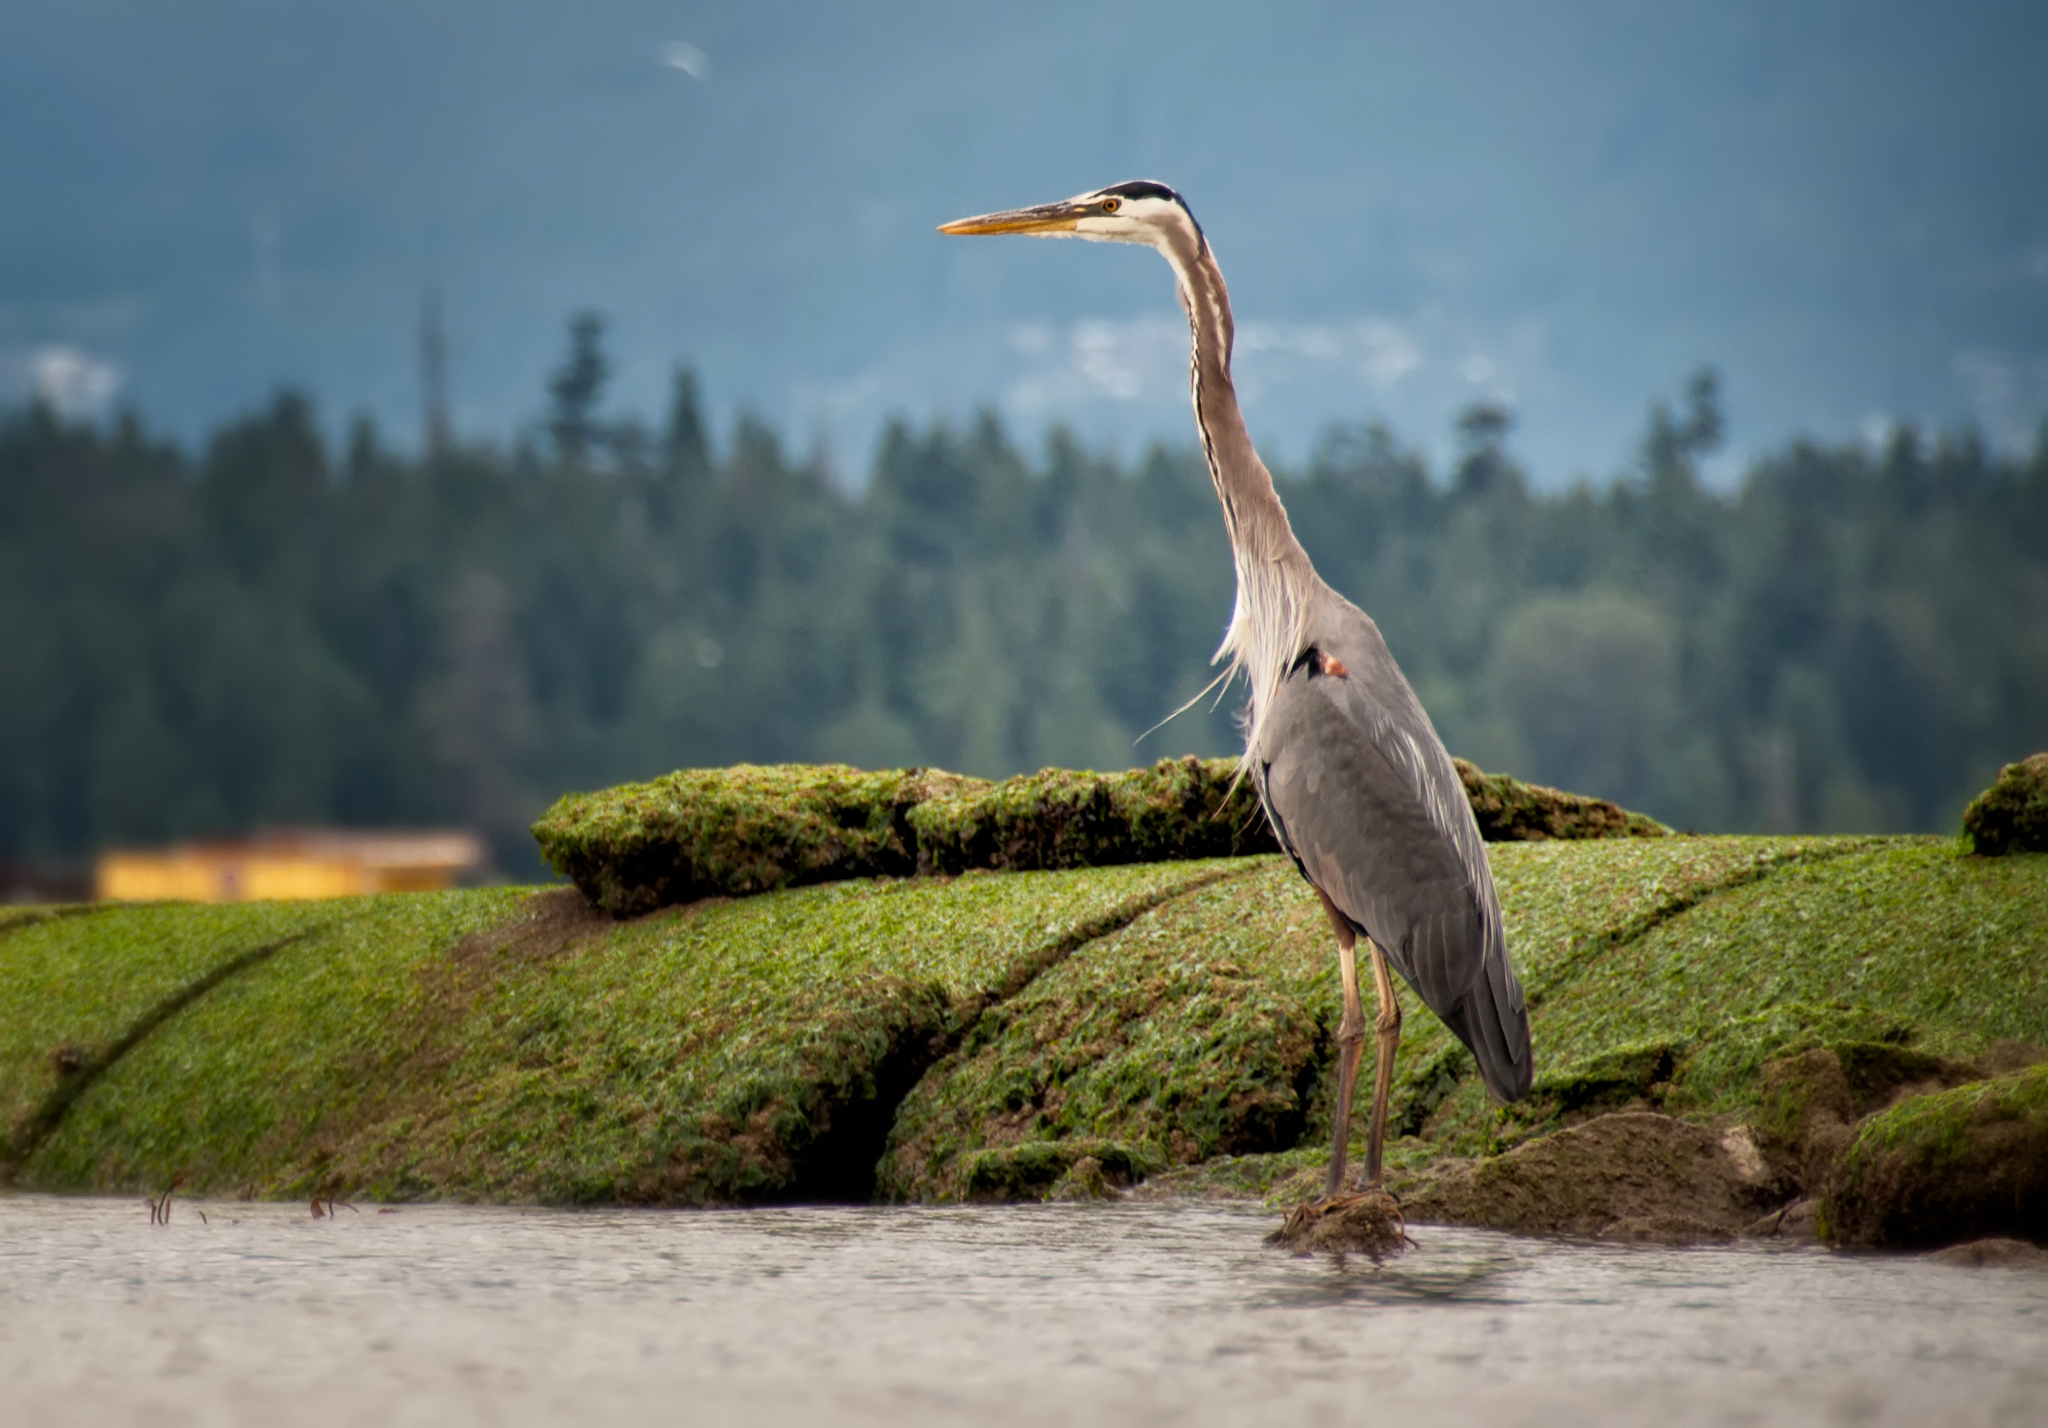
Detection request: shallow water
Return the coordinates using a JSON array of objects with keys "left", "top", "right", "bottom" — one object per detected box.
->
[{"left": 2, "top": 1196, "right": 2044, "bottom": 1427}]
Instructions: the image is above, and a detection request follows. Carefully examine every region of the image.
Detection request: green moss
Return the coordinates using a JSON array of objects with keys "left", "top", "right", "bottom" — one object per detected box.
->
[
  {"left": 1534, "top": 841, "right": 2048, "bottom": 1074},
  {"left": 1394, "top": 839, "right": 2047, "bottom": 1177},
  {"left": 1825, "top": 1060, "right": 2048, "bottom": 1247},
  {"left": 1493, "top": 1038, "right": 1684, "bottom": 1142},
  {"left": 1454, "top": 760, "right": 1669, "bottom": 840},
  {"left": 532, "top": 757, "right": 1669, "bottom": 918},
  {"left": 1491, "top": 1011, "right": 1956, "bottom": 1158},
  {"left": 1374, "top": 836, "right": 1883, "bottom": 1158},
  {"left": 1666, "top": 1013, "right": 1907, "bottom": 1120},
  {"left": 962, "top": 1139, "right": 1161, "bottom": 1200},
  {"left": 341, "top": 861, "right": 1236, "bottom": 1205},
  {"left": 1843, "top": 1062, "right": 2048, "bottom": 1168},
  {"left": 908, "top": 756, "right": 1278, "bottom": 873},
  {"left": 1962, "top": 752, "right": 2048, "bottom": 856},
  {"left": 1300, "top": 836, "right": 2044, "bottom": 1167},
  {"left": 879, "top": 862, "right": 1319, "bottom": 1200},
  {"left": 8, "top": 891, "right": 531, "bottom": 1191},
  {"left": 13, "top": 863, "right": 1228, "bottom": 1201},
  {"left": 0, "top": 899, "right": 413, "bottom": 1162},
  {"left": 530, "top": 757, "right": 1278, "bottom": 917},
  {"left": 531, "top": 764, "right": 984, "bottom": 917},
  {"left": 1510, "top": 836, "right": 1887, "bottom": 1006}
]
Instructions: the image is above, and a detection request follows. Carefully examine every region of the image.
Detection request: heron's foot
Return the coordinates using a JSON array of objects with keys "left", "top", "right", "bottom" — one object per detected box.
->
[{"left": 1265, "top": 1187, "right": 1408, "bottom": 1258}]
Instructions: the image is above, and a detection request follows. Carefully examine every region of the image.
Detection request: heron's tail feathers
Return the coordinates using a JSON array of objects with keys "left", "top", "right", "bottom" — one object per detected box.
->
[{"left": 1437, "top": 957, "right": 1534, "bottom": 1104}]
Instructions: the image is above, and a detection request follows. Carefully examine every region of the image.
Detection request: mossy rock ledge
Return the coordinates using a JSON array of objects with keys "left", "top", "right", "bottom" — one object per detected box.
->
[
  {"left": 1823, "top": 1060, "right": 2048, "bottom": 1248},
  {"left": 534, "top": 756, "right": 1666, "bottom": 917},
  {"left": 528, "top": 764, "right": 974, "bottom": 918},
  {"left": 8, "top": 811, "right": 2043, "bottom": 1246},
  {"left": 1388, "top": 1035, "right": 2047, "bottom": 1246}
]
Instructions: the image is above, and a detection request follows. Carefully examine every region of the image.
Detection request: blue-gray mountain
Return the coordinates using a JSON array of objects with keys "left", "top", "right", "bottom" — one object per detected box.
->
[{"left": 1, "top": 1, "right": 2044, "bottom": 474}]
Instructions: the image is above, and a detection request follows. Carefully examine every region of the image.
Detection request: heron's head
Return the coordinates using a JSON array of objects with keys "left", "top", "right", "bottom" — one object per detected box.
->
[{"left": 939, "top": 180, "right": 1202, "bottom": 252}]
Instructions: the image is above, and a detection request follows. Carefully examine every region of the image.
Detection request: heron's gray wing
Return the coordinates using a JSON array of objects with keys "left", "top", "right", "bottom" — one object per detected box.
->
[{"left": 1251, "top": 604, "right": 1533, "bottom": 1101}]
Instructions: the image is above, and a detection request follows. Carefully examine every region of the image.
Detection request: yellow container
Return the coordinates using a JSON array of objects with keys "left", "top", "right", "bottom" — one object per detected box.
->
[{"left": 95, "top": 831, "right": 486, "bottom": 903}]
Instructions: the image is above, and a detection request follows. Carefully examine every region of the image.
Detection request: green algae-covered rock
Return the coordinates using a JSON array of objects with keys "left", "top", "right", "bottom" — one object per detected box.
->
[
  {"left": 908, "top": 756, "right": 1277, "bottom": 874},
  {"left": 1824, "top": 1061, "right": 2048, "bottom": 1248},
  {"left": 8, "top": 833, "right": 2045, "bottom": 1215},
  {"left": 876, "top": 865, "right": 1322, "bottom": 1202},
  {"left": 1454, "top": 759, "right": 1669, "bottom": 840},
  {"left": 2, "top": 866, "right": 1226, "bottom": 1202},
  {"left": 1962, "top": 752, "right": 2048, "bottom": 857},
  {"left": 0, "top": 890, "right": 533, "bottom": 1191},
  {"left": 960, "top": 1139, "right": 1162, "bottom": 1201},
  {"left": 1746, "top": 1038, "right": 1984, "bottom": 1194},
  {"left": 531, "top": 756, "right": 1280, "bottom": 916},
  {"left": 532, "top": 764, "right": 985, "bottom": 917},
  {"left": 535, "top": 756, "right": 1665, "bottom": 916}
]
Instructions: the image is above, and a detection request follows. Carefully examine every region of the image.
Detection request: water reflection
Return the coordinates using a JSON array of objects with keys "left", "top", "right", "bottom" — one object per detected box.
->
[
  {"left": 2, "top": 1195, "right": 2043, "bottom": 1427},
  {"left": 1259, "top": 1241, "right": 1528, "bottom": 1309}
]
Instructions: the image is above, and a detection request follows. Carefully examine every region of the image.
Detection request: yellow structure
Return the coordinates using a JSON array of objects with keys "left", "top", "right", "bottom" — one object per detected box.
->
[{"left": 96, "top": 830, "right": 486, "bottom": 903}]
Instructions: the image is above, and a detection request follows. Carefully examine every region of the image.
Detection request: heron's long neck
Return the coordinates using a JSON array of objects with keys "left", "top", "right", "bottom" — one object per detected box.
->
[
  {"left": 1166, "top": 238, "right": 1308, "bottom": 570},
  {"left": 1159, "top": 227, "right": 1318, "bottom": 741}
]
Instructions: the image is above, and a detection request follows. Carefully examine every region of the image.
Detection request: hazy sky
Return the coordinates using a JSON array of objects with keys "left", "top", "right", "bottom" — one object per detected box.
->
[{"left": 3, "top": 0, "right": 2045, "bottom": 485}]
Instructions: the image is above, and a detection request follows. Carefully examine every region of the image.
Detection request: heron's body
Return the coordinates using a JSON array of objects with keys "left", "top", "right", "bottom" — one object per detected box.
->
[
  {"left": 1254, "top": 595, "right": 1531, "bottom": 1103},
  {"left": 942, "top": 181, "right": 1532, "bottom": 1201}
]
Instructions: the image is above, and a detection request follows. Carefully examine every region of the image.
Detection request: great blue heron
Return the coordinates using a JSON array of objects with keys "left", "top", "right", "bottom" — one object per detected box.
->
[{"left": 941, "top": 181, "right": 1534, "bottom": 1205}]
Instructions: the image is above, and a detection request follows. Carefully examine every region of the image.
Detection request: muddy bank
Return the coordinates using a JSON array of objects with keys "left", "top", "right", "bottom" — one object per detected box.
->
[
  {"left": 1401, "top": 1113, "right": 1783, "bottom": 1243},
  {"left": 1365, "top": 1039, "right": 2048, "bottom": 1251}
]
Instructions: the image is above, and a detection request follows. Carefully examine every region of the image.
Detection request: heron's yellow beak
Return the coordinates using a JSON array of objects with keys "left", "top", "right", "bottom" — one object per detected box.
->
[{"left": 938, "top": 200, "right": 1089, "bottom": 236}]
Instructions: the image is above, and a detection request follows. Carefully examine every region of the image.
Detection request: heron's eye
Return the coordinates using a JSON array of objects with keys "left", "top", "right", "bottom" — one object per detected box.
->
[{"left": 1100, "top": 197, "right": 1121, "bottom": 213}]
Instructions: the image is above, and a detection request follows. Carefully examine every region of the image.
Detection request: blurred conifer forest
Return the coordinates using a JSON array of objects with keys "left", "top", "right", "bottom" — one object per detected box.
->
[{"left": 4, "top": 317, "right": 2045, "bottom": 876}]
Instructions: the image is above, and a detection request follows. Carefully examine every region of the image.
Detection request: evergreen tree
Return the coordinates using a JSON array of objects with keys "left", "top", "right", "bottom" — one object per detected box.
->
[{"left": 547, "top": 312, "right": 611, "bottom": 466}]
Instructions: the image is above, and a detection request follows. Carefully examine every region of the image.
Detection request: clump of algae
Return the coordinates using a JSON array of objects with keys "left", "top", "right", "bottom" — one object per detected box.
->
[
  {"left": 1453, "top": 760, "right": 1669, "bottom": 841},
  {"left": 908, "top": 756, "right": 1277, "bottom": 873},
  {"left": 1267, "top": 1190, "right": 1407, "bottom": 1257},
  {"left": 530, "top": 764, "right": 982, "bottom": 917},
  {"left": 1962, "top": 752, "right": 2048, "bottom": 856}
]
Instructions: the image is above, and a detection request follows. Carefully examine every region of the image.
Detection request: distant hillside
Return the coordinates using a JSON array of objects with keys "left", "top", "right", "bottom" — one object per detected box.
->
[{"left": 1, "top": 367, "right": 2044, "bottom": 872}]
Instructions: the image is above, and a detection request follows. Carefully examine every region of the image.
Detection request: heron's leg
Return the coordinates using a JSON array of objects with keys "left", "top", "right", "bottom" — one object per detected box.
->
[
  {"left": 1317, "top": 888, "right": 1366, "bottom": 1199},
  {"left": 1363, "top": 936, "right": 1403, "bottom": 1189}
]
